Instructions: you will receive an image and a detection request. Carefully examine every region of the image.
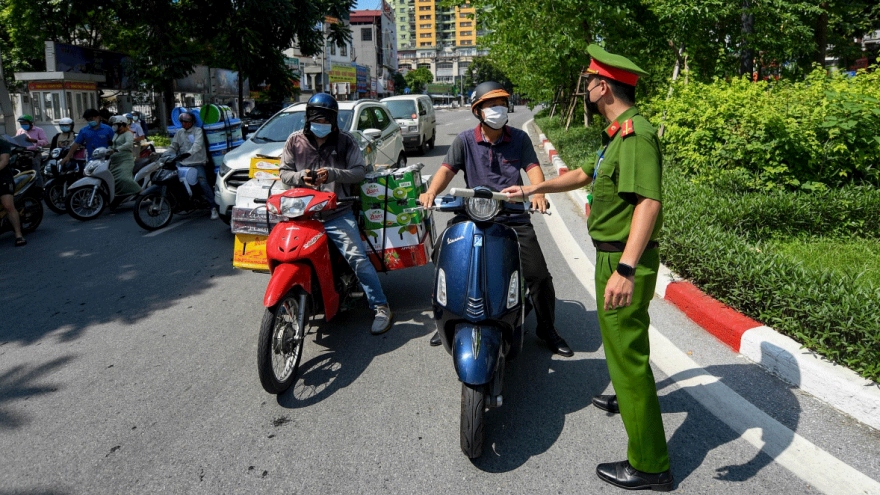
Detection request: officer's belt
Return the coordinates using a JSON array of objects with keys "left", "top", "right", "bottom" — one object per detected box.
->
[{"left": 592, "top": 240, "right": 659, "bottom": 252}]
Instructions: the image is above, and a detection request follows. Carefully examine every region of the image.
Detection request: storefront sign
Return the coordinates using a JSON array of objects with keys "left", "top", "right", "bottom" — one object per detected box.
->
[
  {"left": 27, "top": 81, "right": 98, "bottom": 91},
  {"left": 356, "top": 65, "right": 369, "bottom": 93},
  {"left": 329, "top": 63, "right": 357, "bottom": 84}
]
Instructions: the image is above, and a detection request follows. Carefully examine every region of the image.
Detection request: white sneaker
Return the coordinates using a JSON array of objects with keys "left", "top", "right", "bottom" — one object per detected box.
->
[
  {"left": 210, "top": 208, "right": 219, "bottom": 220},
  {"left": 371, "top": 305, "right": 393, "bottom": 335}
]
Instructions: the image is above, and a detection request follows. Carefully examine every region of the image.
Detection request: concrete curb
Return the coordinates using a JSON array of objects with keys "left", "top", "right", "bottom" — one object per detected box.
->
[{"left": 528, "top": 119, "right": 880, "bottom": 431}]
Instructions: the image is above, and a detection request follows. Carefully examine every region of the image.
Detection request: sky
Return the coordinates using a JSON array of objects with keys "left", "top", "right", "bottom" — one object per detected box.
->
[{"left": 354, "top": 0, "right": 384, "bottom": 10}]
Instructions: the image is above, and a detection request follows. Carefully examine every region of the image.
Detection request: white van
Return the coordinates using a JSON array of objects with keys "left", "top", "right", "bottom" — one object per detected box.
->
[{"left": 381, "top": 95, "right": 436, "bottom": 154}]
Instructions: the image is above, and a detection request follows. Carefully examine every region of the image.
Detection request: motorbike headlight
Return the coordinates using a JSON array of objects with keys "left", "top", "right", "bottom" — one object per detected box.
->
[
  {"left": 507, "top": 270, "right": 519, "bottom": 309},
  {"left": 280, "top": 195, "right": 314, "bottom": 218},
  {"left": 437, "top": 268, "right": 447, "bottom": 306},
  {"left": 465, "top": 197, "right": 502, "bottom": 222}
]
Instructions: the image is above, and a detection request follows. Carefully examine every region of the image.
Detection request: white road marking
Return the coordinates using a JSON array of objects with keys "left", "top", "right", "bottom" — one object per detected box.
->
[
  {"left": 541, "top": 191, "right": 880, "bottom": 495},
  {"left": 143, "top": 217, "right": 194, "bottom": 237}
]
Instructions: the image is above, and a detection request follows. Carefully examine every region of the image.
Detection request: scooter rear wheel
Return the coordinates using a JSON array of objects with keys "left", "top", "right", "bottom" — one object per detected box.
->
[
  {"left": 134, "top": 192, "right": 173, "bottom": 231},
  {"left": 460, "top": 383, "right": 487, "bottom": 458},
  {"left": 258, "top": 291, "right": 309, "bottom": 395},
  {"left": 66, "top": 187, "right": 107, "bottom": 221}
]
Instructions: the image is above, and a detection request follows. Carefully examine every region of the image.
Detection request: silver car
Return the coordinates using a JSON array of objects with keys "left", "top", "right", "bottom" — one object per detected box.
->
[{"left": 214, "top": 100, "right": 407, "bottom": 223}]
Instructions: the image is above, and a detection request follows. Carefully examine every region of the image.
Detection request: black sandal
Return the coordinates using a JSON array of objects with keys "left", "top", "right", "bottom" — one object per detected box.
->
[{"left": 14, "top": 237, "right": 26, "bottom": 247}]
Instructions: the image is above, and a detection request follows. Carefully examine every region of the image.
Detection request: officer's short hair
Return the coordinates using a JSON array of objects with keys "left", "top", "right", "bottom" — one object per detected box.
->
[{"left": 594, "top": 76, "right": 636, "bottom": 106}]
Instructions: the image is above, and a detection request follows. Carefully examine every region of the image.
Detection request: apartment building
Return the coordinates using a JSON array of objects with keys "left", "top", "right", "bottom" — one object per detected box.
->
[{"left": 392, "top": 0, "right": 486, "bottom": 87}]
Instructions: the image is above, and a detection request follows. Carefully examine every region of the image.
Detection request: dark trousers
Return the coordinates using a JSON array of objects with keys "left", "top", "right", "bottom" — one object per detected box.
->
[{"left": 446, "top": 216, "right": 557, "bottom": 334}]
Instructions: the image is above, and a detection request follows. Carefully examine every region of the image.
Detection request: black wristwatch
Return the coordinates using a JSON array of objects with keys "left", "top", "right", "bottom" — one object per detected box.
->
[{"left": 616, "top": 263, "right": 635, "bottom": 277}]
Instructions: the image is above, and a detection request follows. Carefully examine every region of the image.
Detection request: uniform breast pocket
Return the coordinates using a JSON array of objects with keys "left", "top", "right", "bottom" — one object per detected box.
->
[{"left": 593, "top": 168, "right": 616, "bottom": 204}]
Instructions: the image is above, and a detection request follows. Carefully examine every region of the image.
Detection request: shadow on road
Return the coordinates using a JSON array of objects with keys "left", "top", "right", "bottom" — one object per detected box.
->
[{"left": 0, "top": 356, "right": 74, "bottom": 430}]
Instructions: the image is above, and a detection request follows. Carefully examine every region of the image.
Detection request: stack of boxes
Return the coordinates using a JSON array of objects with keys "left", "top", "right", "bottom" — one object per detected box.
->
[
  {"left": 230, "top": 178, "right": 287, "bottom": 272},
  {"left": 359, "top": 164, "right": 434, "bottom": 271}
]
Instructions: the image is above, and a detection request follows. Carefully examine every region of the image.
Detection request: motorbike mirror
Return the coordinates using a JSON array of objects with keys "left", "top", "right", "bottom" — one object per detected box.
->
[{"left": 363, "top": 129, "right": 382, "bottom": 141}]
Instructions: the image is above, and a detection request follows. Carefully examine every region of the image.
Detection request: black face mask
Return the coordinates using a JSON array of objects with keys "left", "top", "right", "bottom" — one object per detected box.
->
[{"left": 585, "top": 85, "right": 601, "bottom": 117}]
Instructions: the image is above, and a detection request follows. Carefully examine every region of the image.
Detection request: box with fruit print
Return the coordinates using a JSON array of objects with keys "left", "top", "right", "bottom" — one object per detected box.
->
[
  {"left": 360, "top": 199, "right": 425, "bottom": 231},
  {"left": 362, "top": 219, "right": 434, "bottom": 272},
  {"left": 359, "top": 164, "right": 427, "bottom": 211}
]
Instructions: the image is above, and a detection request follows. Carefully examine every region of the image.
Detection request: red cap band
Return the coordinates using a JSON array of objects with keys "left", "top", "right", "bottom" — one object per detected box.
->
[{"left": 586, "top": 59, "right": 639, "bottom": 86}]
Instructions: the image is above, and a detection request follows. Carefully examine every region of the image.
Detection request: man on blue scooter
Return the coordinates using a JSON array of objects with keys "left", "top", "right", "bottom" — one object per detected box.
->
[{"left": 418, "top": 81, "right": 573, "bottom": 357}]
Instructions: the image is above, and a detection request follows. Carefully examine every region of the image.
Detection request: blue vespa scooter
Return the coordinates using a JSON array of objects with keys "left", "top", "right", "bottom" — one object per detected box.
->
[{"left": 432, "top": 186, "right": 543, "bottom": 458}]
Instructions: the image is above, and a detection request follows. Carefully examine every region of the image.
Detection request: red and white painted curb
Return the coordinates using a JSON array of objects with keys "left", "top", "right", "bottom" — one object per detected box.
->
[{"left": 533, "top": 122, "right": 880, "bottom": 431}]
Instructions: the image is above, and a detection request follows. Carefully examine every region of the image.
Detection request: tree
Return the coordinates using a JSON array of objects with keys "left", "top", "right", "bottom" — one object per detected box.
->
[
  {"left": 404, "top": 67, "right": 433, "bottom": 94},
  {"left": 392, "top": 72, "right": 407, "bottom": 95},
  {"left": 466, "top": 56, "right": 512, "bottom": 92}
]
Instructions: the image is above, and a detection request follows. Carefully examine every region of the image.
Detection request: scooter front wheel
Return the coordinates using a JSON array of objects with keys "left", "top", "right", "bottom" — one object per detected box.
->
[
  {"left": 18, "top": 194, "right": 44, "bottom": 233},
  {"left": 43, "top": 180, "right": 67, "bottom": 214},
  {"left": 134, "top": 192, "right": 173, "bottom": 231},
  {"left": 460, "top": 383, "right": 487, "bottom": 458},
  {"left": 258, "top": 290, "right": 309, "bottom": 395},
  {"left": 66, "top": 187, "right": 106, "bottom": 221}
]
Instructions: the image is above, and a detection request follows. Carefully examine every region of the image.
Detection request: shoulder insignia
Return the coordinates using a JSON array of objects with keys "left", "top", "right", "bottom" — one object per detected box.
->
[
  {"left": 621, "top": 119, "right": 635, "bottom": 138},
  {"left": 606, "top": 121, "right": 621, "bottom": 138}
]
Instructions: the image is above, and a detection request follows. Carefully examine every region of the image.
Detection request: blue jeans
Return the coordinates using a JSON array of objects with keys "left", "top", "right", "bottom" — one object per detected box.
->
[
  {"left": 194, "top": 165, "right": 218, "bottom": 209},
  {"left": 323, "top": 211, "right": 388, "bottom": 310}
]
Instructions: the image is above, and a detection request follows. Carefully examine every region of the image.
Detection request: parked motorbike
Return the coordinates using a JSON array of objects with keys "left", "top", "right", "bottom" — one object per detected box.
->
[
  {"left": 254, "top": 187, "right": 364, "bottom": 395},
  {"left": 65, "top": 148, "right": 161, "bottom": 221},
  {"left": 0, "top": 169, "right": 44, "bottom": 237},
  {"left": 42, "top": 147, "right": 85, "bottom": 214},
  {"left": 133, "top": 152, "right": 215, "bottom": 231},
  {"left": 431, "top": 186, "right": 543, "bottom": 459}
]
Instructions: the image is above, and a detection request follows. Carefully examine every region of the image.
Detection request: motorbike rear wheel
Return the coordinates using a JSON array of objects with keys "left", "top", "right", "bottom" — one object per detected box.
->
[
  {"left": 66, "top": 187, "right": 107, "bottom": 221},
  {"left": 134, "top": 192, "right": 173, "bottom": 231},
  {"left": 43, "top": 180, "right": 68, "bottom": 214},
  {"left": 18, "top": 195, "right": 44, "bottom": 233},
  {"left": 460, "top": 383, "right": 487, "bottom": 458},
  {"left": 258, "top": 290, "right": 309, "bottom": 394}
]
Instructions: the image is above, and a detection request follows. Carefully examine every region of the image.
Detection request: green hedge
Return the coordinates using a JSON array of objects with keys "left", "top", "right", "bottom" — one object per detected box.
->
[{"left": 647, "top": 67, "right": 880, "bottom": 191}]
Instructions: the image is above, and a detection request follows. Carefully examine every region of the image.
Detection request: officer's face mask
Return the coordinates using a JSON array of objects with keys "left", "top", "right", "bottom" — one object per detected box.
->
[
  {"left": 311, "top": 123, "right": 332, "bottom": 138},
  {"left": 586, "top": 83, "right": 602, "bottom": 117},
  {"left": 481, "top": 105, "right": 508, "bottom": 130}
]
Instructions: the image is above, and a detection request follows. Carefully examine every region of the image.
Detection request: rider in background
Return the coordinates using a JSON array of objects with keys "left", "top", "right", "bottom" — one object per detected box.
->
[
  {"left": 15, "top": 114, "right": 48, "bottom": 187},
  {"left": 61, "top": 109, "right": 114, "bottom": 166},
  {"left": 108, "top": 116, "right": 141, "bottom": 200},
  {"left": 164, "top": 111, "right": 220, "bottom": 219},
  {"left": 0, "top": 138, "right": 25, "bottom": 246},
  {"left": 278, "top": 93, "right": 394, "bottom": 335},
  {"left": 50, "top": 118, "right": 77, "bottom": 150}
]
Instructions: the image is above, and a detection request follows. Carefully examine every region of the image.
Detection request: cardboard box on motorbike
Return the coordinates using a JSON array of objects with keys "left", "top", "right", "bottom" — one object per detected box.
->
[{"left": 231, "top": 178, "right": 288, "bottom": 272}]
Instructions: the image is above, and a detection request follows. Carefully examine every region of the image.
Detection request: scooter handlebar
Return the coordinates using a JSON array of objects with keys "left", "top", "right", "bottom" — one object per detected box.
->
[{"left": 449, "top": 187, "right": 521, "bottom": 202}]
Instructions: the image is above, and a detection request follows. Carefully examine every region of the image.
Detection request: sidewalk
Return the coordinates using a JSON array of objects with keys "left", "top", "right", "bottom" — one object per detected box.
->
[{"left": 527, "top": 118, "right": 880, "bottom": 432}]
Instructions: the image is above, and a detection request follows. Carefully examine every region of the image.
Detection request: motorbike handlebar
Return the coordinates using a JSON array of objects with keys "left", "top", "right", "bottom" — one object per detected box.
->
[{"left": 449, "top": 187, "right": 521, "bottom": 202}]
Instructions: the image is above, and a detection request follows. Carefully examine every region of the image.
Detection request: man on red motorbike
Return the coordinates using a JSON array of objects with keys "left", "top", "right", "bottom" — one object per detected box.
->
[{"left": 278, "top": 93, "right": 394, "bottom": 335}]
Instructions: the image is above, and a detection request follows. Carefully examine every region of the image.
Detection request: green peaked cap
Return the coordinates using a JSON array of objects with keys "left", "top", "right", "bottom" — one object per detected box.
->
[{"left": 586, "top": 44, "right": 649, "bottom": 83}]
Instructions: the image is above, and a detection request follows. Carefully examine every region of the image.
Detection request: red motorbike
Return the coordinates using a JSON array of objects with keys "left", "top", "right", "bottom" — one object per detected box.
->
[{"left": 256, "top": 187, "right": 364, "bottom": 394}]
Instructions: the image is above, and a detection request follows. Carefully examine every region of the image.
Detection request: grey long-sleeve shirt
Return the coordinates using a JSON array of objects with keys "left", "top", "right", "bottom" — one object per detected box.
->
[
  {"left": 279, "top": 130, "right": 365, "bottom": 220},
  {"left": 167, "top": 125, "right": 207, "bottom": 168}
]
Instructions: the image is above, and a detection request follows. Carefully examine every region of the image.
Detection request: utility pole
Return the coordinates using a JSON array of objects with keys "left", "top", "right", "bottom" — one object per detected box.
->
[{"left": 0, "top": 47, "right": 18, "bottom": 135}]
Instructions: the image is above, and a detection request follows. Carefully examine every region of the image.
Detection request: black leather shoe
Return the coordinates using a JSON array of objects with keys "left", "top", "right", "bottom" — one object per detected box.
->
[
  {"left": 592, "top": 394, "right": 619, "bottom": 414},
  {"left": 429, "top": 331, "right": 442, "bottom": 346},
  {"left": 537, "top": 329, "right": 574, "bottom": 357},
  {"left": 596, "top": 460, "right": 673, "bottom": 491}
]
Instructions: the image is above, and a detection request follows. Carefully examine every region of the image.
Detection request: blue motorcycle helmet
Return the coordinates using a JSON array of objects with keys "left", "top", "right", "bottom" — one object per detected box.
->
[{"left": 305, "top": 93, "right": 339, "bottom": 137}]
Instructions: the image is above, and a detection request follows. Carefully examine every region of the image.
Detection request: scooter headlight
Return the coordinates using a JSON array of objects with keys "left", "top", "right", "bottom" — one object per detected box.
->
[
  {"left": 437, "top": 268, "right": 447, "bottom": 306},
  {"left": 507, "top": 270, "right": 519, "bottom": 309},
  {"left": 280, "top": 195, "right": 314, "bottom": 218},
  {"left": 465, "top": 197, "right": 501, "bottom": 222}
]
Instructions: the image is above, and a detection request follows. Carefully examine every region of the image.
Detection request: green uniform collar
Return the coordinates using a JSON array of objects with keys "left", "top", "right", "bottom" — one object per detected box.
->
[{"left": 603, "top": 107, "right": 640, "bottom": 143}]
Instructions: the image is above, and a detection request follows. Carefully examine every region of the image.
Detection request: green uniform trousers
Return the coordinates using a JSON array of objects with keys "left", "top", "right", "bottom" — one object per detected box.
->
[{"left": 595, "top": 247, "right": 670, "bottom": 473}]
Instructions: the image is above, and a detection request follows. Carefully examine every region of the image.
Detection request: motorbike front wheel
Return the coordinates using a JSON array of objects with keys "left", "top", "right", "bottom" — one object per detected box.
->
[
  {"left": 134, "top": 192, "right": 173, "bottom": 231},
  {"left": 258, "top": 290, "right": 309, "bottom": 394},
  {"left": 18, "top": 195, "right": 44, "bottom": 233},
  {"left": 66, "top": 187, "right": 106, "bottom": 221},
  {"left": 43, "top": 180, "right": 68, "bottom": 214},
  {"left": 460, "top": 383, "right": 488, "bottom": 458}
]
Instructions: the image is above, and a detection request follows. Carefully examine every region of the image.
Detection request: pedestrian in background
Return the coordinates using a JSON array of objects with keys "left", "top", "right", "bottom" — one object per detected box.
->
[{"left": 502, "top": 44, "right": 672, "bottom": 491}]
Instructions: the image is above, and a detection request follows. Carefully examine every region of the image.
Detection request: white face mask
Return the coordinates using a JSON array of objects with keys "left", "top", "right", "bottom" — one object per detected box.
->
[{"left": 481, "top": 105, "right": 508, "bottom": 130}]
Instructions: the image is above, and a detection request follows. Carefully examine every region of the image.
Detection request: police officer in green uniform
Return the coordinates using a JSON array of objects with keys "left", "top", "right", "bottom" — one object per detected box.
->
[{"left": 503, "top": 44, "right": 673, "bottom": 491}]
